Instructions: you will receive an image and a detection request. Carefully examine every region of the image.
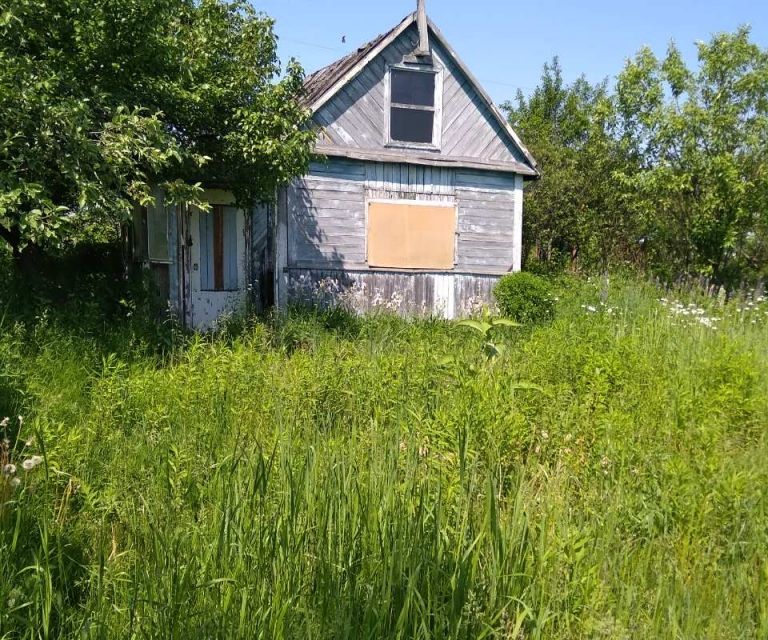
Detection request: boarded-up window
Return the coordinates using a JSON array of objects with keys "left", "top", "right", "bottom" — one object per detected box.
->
[
  {"left": 199, "top": 205, "right": 238, "bottom": 291},
  {"left": 389, "top": 68, "right": 436, "bottom": 145},
  {"left": 367, "top": 201, "right": 456, "bottom": 269},
  {"left": 147, "top": 204, "right": 170, "bottom": 262}
]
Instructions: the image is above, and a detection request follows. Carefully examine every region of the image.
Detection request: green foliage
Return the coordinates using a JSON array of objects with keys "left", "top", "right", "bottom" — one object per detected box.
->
[
  {"left": 458, "top": 317, "right": 524, "bottom": 360},
  {"left": 493, "top": 272, "right": 555, "bottom": 324},
  {"left": 0, "top": 276, "right": 767, "bottom": 637},
  {"left": 0, "top": 0, "right": 315, "bottom": 257},
  {"left": 507, "top": 28, "right": 768, "bottom": 286},
  {"left": 613, "top": 28, "right": 768, "bottom": 284},
  {"left": 505, "top": 58, "right": 633, "bottom": 272}
]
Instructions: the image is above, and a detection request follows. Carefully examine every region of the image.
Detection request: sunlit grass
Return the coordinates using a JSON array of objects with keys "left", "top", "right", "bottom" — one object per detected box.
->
[{"left": 1, "top": 275, "right": 766, "bottom": 639}]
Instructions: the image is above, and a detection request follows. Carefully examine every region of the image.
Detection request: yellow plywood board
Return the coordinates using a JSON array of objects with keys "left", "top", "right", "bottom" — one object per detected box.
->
[{"left": 368, "top": 201, "right": 456, "bottom": 269}]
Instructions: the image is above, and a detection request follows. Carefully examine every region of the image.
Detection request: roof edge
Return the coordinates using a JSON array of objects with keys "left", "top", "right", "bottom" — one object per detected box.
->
[
  {"left": 315, "top": 144, "right": 539, "bottom": 177},
  {"left": 307, "top": 12, "right": 417, "bottom": 114},
  {"left": 306, "top": 12, "right": 539, "bottom": 177},
  {"left": 426, "top": 18, "right": 539, "bottom": 176}
]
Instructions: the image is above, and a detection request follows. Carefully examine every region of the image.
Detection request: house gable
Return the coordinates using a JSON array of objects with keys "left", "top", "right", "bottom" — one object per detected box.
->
[{"left": 306, "top": 16, "right": 538, "bottom": 177}]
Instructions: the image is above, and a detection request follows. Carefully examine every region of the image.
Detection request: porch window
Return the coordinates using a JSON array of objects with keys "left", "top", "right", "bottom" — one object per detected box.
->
[
  {"left": 367, "top": 200, "right": 456, "bottom": 270},
  {"left": 199, "top": 205, "right": 238, "bottom": 291},
  {"left": 147, "top": 204, "right": 170, "bottom": 263},
  {"left": 131, "top": 203, "right": 169, "bottom": 263},
  {"left": 388, "top": 68, "right": 438, "bottom": 146}
]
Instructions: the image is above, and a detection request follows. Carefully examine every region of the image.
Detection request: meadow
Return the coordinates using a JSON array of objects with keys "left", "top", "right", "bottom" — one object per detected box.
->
[{"left": 0, "top": 275, "right": 766, "bottom": 639}]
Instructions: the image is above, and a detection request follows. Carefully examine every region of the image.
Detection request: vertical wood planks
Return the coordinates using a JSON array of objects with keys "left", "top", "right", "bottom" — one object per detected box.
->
[{"left": 213, "top": 205, "right": 224, "bottom": 291}]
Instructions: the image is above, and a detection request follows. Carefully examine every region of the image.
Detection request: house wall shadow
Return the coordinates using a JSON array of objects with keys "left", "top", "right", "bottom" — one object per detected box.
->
[{"left": 285, "top": 170, "right": 362, "bottom": 308}]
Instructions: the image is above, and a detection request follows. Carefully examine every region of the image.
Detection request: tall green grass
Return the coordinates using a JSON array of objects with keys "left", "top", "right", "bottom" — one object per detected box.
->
[{"left": 0, "top": 276, "right": 766, "bottom": 639}]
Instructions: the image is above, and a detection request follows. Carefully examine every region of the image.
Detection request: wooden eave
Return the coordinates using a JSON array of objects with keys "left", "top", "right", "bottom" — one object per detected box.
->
[{"left": 314, "top": 144, "right": 538, "bottom": 177}]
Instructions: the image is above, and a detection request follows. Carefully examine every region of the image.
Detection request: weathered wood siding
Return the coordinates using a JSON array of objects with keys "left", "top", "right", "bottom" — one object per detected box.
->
[
  {"left": 277, "top": 158, "right": 521, "bottom": 318},
  {"left": 168, "top": 204, "right": 181, "bottom": 314},
  {"left": 250, "top": 203, "right": 273, "bottom": 311},
  {"left": 287, "top": 159, "right": 519, "bottom": 273},
  {"left": 455, "top": 170, "right": 519, "bottom": 273},
  {"left": 286, "top": 269, "right": 501, "bottom": 318},
  {"left": 288, "top": 160, "right": 367, "bottom": 269},
  {"left": 313, "top": 24, "right": 526, "bottom": 166}
]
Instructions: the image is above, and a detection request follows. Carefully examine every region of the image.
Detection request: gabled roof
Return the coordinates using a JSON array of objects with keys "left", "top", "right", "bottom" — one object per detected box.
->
[
  {"left": 302, "top": 12, "right": 539, "bottom": 177},
  {"left": 302, "top": 20, "right": 406, "bottom": 108}
]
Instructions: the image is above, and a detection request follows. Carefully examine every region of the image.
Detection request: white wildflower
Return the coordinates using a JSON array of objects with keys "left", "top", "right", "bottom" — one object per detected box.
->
[
  {"left": 10, "top": 477, "right": 21, "bottom": 489},
  {"left": 21, "top": 456, "right": 43, "bottom": 471},
  {"left": 2, "top": 463, "right": 16, "bottom": 476},
  {"left": 0, "top": 417, "right": 8, "bottom": 428}
]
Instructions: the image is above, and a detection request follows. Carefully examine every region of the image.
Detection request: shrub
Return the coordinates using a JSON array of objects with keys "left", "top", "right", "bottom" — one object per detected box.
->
[{"left": 493, "top": 272, "right": 555, "bottom": 323}]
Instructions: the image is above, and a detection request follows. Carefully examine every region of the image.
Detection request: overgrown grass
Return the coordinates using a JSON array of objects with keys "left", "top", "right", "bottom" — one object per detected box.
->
[{"left": 1, "top": 275, "right": 766, "bottom": 639}]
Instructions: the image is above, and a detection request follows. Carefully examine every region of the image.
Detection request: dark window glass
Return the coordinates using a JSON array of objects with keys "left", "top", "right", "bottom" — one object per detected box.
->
[
  {"left": 390, "top": 107, "right": 434, "bottom": 144},
  {"left": 391, "top": 69, "right": 435, "bottom": 107},
  {"left": 132, "top": 206, "right": 148, "bottom": 262}
]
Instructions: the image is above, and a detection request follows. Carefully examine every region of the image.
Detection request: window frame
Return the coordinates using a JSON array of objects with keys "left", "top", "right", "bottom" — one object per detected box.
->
[
  {"left": 384, "top": 64, "right": 443, "bottom": 151},
  {"left": 365, "top": 198, "right": 458, "bottom": 271},
  {"left": 146, "top": 202, "right": 171, "bottom": 264}
]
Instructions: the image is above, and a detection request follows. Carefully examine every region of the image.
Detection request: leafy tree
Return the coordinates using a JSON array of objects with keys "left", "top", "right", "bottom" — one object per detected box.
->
[
  {"left": 504, "top": 59, "right": 636, "bottom": 272},
  {"left": 0, "top": 0, "right": 315, "bottom": 262},
  {"left": 508, "top": 29, "right": 768, "bottom": 286},
  {"left": 614, "top": 28, "right": 768, "bottom": 283}
]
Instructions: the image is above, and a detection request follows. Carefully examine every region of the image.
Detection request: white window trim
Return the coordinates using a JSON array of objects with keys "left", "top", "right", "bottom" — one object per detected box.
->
[
  {"left": 364, "top": 197, "right": 458, "bottom": 270},
  {"left": 383, "top": 64, "right": 443, "bottom": 151}
]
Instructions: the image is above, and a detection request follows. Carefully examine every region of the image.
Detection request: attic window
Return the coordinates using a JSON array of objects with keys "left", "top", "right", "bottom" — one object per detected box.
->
[{"left": 388, "top": 68, "right": 439, "bottom": 146}]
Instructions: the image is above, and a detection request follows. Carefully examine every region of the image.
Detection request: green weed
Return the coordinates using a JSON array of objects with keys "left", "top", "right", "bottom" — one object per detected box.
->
[{"left": 0, "top": 275, "right": 766, "bottom": 638}]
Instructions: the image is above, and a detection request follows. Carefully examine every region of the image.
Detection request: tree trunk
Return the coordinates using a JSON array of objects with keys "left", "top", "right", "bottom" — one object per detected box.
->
[
  {"left": 0, "top": 223, "right": 22, "bottom": 259},
  {"left": 17, "top": 243, "right": 43, "bottom": 279},
  {"left": 570, "top": 244, "right": 580, "bottom": 270},
  {"left": 0, "top": 224, "right": 42, "bottom": 278}
]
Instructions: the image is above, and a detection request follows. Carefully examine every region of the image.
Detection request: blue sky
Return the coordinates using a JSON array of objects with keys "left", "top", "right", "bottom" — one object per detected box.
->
[{"left": 254, "top": 0, "right": 767, "bottom": 105}]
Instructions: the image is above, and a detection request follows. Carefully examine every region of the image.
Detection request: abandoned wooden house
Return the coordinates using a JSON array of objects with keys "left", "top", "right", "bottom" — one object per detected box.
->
[{"left": 131, "top": 1, "right": 539, "bottom": 329}]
